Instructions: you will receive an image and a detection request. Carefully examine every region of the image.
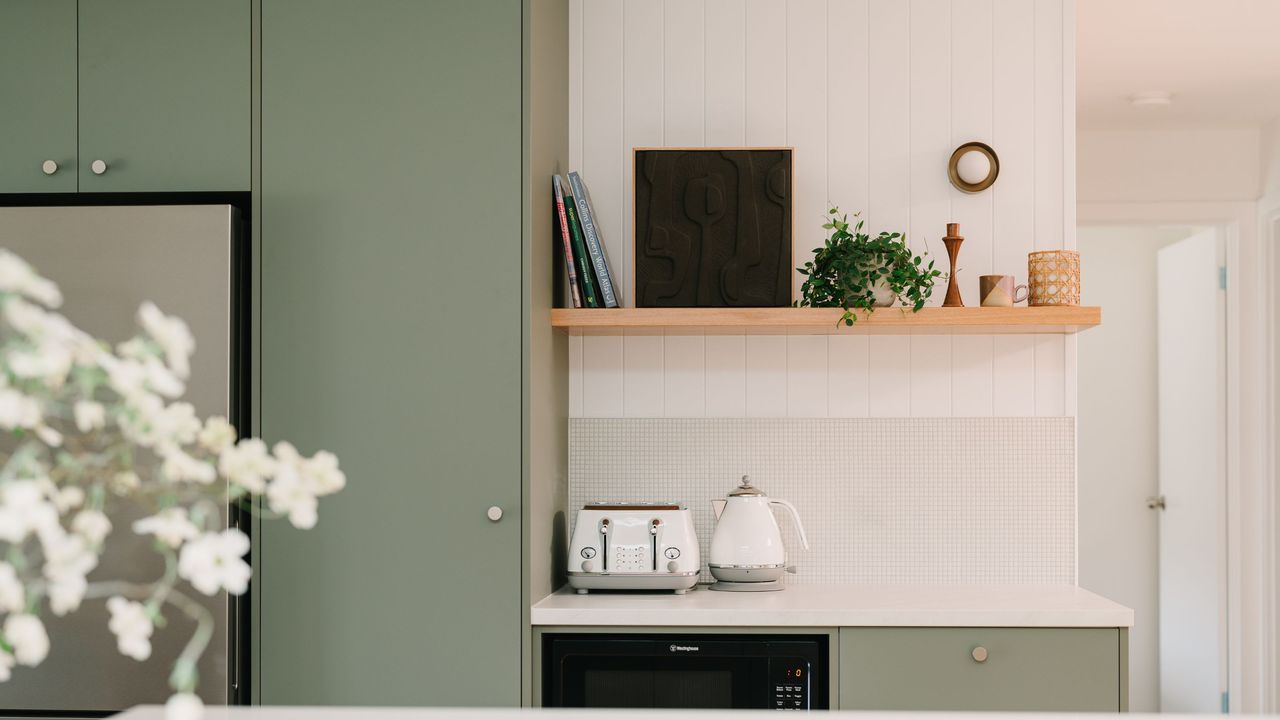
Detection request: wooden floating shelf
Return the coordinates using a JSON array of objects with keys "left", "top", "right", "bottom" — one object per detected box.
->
[{"left": 551, "top": 306, "right": 1101, "bottom": 335}]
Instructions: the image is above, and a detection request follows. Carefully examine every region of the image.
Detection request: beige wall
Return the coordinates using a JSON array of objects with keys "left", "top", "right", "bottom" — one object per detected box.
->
[
  {"left": 1078, "top": 128, "right": 1263, "bottom": 204},
  {"left": 1078, "top": 223, "right": 1203, "bottom": 713}
]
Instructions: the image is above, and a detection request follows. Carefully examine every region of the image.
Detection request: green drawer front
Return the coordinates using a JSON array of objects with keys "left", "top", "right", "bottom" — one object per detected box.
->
[{"left": 839, "top": 627, "right": 1121, "bottom": 711}]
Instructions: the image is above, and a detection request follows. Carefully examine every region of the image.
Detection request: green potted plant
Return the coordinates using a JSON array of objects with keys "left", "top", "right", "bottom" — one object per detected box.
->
[{"left": 796, "top": 207, "right": 944, "bottom": 326}]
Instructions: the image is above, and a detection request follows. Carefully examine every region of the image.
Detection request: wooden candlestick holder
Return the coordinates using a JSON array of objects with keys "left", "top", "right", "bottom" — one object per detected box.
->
[{"left": 941, "top": 222, "right": 964, "bottom": 307}]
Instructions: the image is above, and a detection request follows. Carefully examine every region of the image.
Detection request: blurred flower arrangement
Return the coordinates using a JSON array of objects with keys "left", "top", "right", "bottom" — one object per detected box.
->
[{"left": 0, "top": 249, "right": 344, "bottom": 717}]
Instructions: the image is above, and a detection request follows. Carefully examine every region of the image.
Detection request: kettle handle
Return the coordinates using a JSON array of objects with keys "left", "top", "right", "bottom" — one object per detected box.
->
[{"left": 769, "top": 499, "right": 810, "bottom": 550}]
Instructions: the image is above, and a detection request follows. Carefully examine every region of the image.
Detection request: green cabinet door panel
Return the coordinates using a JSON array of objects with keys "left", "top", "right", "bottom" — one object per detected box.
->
[
  {"left": 0, "top": 0, "right": 77, "bottom": 193},
  {"left": 839, "top": 627, "right": 1121, "bottom": 711},
  {"left": 258, "top": 0, "right": 522, "bottom": 707},
  {"left": 78, "top": 0, "right": 250, "bottom": 191}
]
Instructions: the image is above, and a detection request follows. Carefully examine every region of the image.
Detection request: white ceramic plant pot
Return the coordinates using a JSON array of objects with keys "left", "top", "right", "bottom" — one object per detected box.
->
[{"left": 870, "top": 278, "right": 898, "bottom": 307}]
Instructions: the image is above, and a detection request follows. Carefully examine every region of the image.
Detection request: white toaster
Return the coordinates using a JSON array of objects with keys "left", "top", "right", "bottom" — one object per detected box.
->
[{"left": 567, "top": 502, "right": 700, "bottom": 594}]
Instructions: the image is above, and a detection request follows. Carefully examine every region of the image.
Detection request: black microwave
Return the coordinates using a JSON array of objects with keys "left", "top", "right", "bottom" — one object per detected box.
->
[{"left": 542, "top": 633, "right": 829, "bottom": 710}]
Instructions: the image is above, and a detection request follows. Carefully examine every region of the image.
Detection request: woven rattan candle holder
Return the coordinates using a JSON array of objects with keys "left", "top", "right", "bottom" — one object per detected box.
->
[{"left": 1027, "top": 250, "right": 1080, "bottom": 306}]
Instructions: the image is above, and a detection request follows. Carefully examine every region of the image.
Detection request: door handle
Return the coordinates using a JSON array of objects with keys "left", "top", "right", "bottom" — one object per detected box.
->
[
  {"left": 486, "top": 506, "right": 503, "bottom": 522},
  {"left": 1146, "top": 495, "right": 1166, "bottom": 510}
]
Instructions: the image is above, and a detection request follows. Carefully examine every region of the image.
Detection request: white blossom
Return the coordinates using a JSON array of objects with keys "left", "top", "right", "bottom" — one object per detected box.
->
[
  {"left": 0, "top": 251, "right": 62, "bottom": 307},
  {"left": 198, "top": 416, "right": 237, "bottom": 454},
  {"left": 266, "top": 443, "right": 346, "bottom": 529},
  {"left": 111, "top": 471, "right": 141, "bottom": 492},
  {"left": 219, "top": 438, "right": 275, "bottom": 493},
  {"left": 4, "top": 614, "right": 48, "bottom": 666},
  {"left": 265, "top": 463, "right": 317, "bottom": 529},
  {"left": 133, "top": 508, "right": 200, "bottom": 548},
  {"left": 52, "top": 486, "right": 85, "bottom": 513},
  {"left": 0, "top": 388, "right": 41, "bottom": 431},
  {"left": 106, "top": 596, "right": 154, "bottom": 661},
  {"left": 138, "top": 302, "right": 194, "bottom": 380},
  {"left": 119, "top": 397, "right": 200, "bottom": 448},
  {"left": 48, "top": 573, "right": 86, "bottom": 616},
  {"left": 0, "top": 481, "right": 60, "bottom": 544},
  {"left": 165, "top": 692, "right": 203, "bottom": 720},
  {"left": 0, "top": 563, "right": 24, "bottom": 613},
  {"left": 0, "top": 650, "right": 13, "bottom": 682},
  {"left": 34, "top": 424, "right": 62, "bottom": 448},
  {"left": 7, "top": 345, "right": 73, "bottom": 387},
  {"left": 71, "top": 510, "right": 112, "bottom": 545},
  {"left": 159, "top": 445, "right": 217, "bottom": 484},
  {"left": 178, "top": 529, "right": 251, "bottom": 596},
  {"left": 73, "top": 401, "right": 106, "bottom": 433}
]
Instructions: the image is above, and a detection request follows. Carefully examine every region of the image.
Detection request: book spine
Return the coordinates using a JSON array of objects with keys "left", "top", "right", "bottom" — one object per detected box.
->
[
  {"left": 568, "top": 171, "right": 619, "bottom": 308},
  {"left": 553, "top": 176, "right": 583, "bottom": 308},
  {"left": 564, "top": 190, "right": 600, "bottom": 308}
]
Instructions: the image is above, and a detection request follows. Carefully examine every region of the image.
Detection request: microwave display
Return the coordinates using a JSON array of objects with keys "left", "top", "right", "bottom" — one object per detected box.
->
[{"left": 543, "top": 634, "right": 828, "bottom": 710}]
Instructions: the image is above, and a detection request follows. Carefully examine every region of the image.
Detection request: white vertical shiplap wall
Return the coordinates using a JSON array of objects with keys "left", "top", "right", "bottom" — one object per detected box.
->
[{"left": 567, "top": 0, "right": 1076, "bottom": 419}]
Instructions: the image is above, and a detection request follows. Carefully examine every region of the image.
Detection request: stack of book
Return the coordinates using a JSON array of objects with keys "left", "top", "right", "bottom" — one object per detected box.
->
[{"left": 553, "top": 172, "right": 618, "bottom": 308}]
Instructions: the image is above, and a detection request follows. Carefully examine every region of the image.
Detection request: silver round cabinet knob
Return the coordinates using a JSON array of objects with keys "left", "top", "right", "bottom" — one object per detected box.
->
[
  {"left": 41, "top": 160, "right": 58, "bottom": 175},
  {"left": 581, "top": 560, "right": 596, "bottom": 573},
  {"left": 486, "top": 505, "right": 503, "bottom": 522},
  {"left": 971, "top": 646, "right": 989, "bottom": 663},
  {"left": 90, "top": 160, "right": 108, "bottom": 175}
]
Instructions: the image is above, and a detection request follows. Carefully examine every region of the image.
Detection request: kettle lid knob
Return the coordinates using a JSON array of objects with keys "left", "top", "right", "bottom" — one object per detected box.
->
[{"left": 728, "top": 474, "right": 766, "bottom": 497}]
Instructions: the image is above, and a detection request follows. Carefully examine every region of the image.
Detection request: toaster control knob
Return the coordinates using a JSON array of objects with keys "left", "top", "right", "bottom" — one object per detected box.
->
[
  {"left": 667, "top": 560, "right": 679, "bottom": 573},
  {"left": 581, "top": 560, "right": 596, "bottom": 573},
  {"left": 664, "top": 547, "right": 680, "bottom": 560},
  {"left": 580, "top": 547, "right": 597, "bottom": 559}
]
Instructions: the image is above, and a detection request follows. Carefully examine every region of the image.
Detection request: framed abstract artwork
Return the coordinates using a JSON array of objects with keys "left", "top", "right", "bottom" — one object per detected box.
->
[{"left": 633, "top": 148, "right": 793, "bottom": 307}]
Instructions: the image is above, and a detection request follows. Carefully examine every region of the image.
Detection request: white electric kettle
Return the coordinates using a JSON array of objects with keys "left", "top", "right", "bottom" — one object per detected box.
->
[{"left": 708, "top": 475, "right": 810, "bottom": 592}]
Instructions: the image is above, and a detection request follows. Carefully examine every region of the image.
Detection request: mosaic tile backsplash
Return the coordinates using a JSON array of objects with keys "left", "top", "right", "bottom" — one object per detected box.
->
[{"left": 569, "top": 418, "right": 1076, "bottom": 585}]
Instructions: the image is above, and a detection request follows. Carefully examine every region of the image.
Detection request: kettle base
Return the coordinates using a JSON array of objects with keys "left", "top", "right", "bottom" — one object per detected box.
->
[{"left": 708, "top": 579, "right": 785, "bottom": 592}]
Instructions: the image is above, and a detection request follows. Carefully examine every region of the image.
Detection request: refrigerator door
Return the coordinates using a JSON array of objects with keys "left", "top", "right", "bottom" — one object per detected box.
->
[{"left": 0, "top": 205, "right": 236, "bottom": 712}]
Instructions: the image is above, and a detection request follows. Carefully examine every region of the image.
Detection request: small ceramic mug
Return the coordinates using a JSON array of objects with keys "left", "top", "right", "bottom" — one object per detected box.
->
[{"left": 979, "top": 275, "right": 1028, "bottom": 307}]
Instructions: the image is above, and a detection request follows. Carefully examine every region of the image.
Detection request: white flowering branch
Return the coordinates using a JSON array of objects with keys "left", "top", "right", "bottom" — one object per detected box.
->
[{"left": 0, "top": 249, "right": 345, "bottom": 719}]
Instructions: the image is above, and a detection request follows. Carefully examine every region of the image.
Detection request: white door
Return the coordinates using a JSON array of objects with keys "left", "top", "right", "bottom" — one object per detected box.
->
[{"left": 1156, "top": 228, "right": 1227, "bottom": 713}]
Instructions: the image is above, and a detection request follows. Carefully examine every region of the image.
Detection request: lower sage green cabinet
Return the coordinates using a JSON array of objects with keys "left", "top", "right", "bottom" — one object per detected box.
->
[{"left": 839, "top": 627, "right": 1126, "bottom": 711}]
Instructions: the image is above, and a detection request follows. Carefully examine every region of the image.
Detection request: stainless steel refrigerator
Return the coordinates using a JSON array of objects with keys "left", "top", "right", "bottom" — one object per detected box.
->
[{"left": 0, "top": 204, "right": 247, "bottom": 714}]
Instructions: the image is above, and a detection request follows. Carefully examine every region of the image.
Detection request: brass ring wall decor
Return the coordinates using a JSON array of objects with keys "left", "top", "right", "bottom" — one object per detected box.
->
[{"left": 948, "top": 141, "right": 1000, "bottom": 193}]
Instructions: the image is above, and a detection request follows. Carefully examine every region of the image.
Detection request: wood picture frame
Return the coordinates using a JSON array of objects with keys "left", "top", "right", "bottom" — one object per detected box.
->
[{"left": 632, "top": 147, "right": 794, "bottom": 308}]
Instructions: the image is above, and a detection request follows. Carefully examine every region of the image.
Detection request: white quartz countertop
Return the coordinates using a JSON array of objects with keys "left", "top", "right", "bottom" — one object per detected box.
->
[
  {"left": 118, "top": 710, "right": 1209, "bottom": 720},
  {"left": 530, "top": 584, "right": 1134, "bottom": 628}
]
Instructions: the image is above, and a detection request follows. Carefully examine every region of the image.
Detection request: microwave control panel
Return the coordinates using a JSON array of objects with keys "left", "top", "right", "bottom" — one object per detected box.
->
[{"left": 771, "top": 658, "right": 810, "bottom": 710}]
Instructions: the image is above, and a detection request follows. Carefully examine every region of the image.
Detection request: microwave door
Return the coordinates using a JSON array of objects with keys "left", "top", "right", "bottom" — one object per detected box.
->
[{"left": 563, "top": 653, "right": 761, "bottom": 709}]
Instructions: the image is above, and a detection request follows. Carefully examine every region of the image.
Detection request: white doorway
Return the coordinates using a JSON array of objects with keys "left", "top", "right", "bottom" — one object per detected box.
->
[{"left": 1078, "top": 224, "right": 1229, "bottom": 713}]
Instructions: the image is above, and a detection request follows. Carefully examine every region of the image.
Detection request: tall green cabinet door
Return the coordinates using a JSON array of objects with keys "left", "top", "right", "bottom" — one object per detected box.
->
[
  {"left": 77, "top": 0, "right": 250, "bottom": 191},
  {"left": 0, "top": 0, "right": 77, "bottom": 193},
  {"left": 258, "top": 0, "right": 523, "bottom": 707}
]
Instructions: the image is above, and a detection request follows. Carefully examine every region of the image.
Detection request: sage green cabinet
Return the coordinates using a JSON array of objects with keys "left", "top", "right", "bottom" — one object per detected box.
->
[
  {"left": 78, "top": 0, "right": 250, "bottom": 191},
  {"left": 257, "top": 0, "right": 522, "bottom": 708},
  {"left": 839, "top": 627, "right": 1124, "bottom": 711},
  {"left": 0, "top": 0, "right": 77, "bottom": 193}
]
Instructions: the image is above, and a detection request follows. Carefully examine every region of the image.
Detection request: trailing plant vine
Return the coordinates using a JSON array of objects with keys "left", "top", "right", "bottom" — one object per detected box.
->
[{"left": 796, "top": 207, "right": 944, "bottom": 326}]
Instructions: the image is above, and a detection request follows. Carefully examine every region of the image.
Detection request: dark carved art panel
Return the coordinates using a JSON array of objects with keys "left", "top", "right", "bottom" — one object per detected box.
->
[{"left": 634, "top": 148, "right": 792, "bottom": 307}]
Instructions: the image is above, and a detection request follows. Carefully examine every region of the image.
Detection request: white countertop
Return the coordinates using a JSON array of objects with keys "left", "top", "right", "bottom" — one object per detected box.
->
[
  {"left": 531, "top": 584, "right": 1134, "bottom": 628},
  {"left": 117, "top": 709, "right": 1207, "bottom": 720}
]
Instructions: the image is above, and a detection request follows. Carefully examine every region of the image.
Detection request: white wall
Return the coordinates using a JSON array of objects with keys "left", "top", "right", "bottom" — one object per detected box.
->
[
  {"left": 1078, "top": 128, "right": 1263, "bottom": 204},
  {"left": 568, "top": 0, "right": 1076, "bottom": 419},
  {"left": 1077, "top": 223, "right": 1201, "bottom": 713}
]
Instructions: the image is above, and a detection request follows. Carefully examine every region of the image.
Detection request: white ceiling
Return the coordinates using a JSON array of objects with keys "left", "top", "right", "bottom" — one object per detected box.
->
[{"left": 1077, "top": 0, "right": 1280, "bottom": 130}]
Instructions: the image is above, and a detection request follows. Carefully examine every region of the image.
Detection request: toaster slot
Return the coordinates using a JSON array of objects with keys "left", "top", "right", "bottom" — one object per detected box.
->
[
  {"left": 649, "top": 518, "right": 663, "bottom": 572},
  {"left": 598, "top": 518, "right": 610, "bottom": 573}
]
